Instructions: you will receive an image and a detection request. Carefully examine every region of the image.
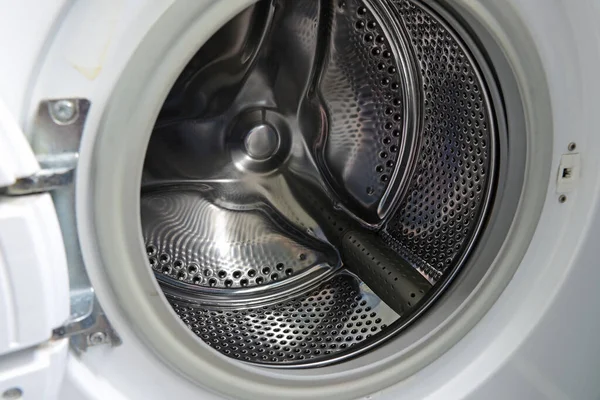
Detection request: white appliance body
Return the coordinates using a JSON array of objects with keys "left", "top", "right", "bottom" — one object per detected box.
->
[{"left": 0, "top": 1, "right": 599, "bottom": 399}]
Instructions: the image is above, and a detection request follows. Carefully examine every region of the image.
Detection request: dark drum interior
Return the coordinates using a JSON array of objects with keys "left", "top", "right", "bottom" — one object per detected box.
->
[{"left": 139, "top": 0, "right": 500, "bottom": 367}]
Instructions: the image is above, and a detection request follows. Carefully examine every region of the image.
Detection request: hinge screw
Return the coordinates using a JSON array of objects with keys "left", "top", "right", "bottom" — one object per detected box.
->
[
  {"left": 49, "top": 99, "right": 78, "bottom": 125},
  {"left": 88, "top": 331, "right": 107, "bottom": 346}
]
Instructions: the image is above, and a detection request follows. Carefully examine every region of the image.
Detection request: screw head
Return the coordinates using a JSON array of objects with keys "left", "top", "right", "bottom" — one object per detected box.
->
[
  {"left": 88, "top": 331, "right": 107, "bottom": 345},
  {"left": 568, "top": 142, "right": 577, "bottom": 152},
  {"left": 558, "top": 194, "right": 567, "bottom": 204},
  {"left": 49, "top": 99, "right": 78, "bottom": 124},
  {"left": 2, "top": 388, "right": 22, "bottom": 400}
]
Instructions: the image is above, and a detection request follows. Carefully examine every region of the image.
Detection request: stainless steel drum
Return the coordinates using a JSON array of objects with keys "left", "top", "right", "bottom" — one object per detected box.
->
[{"left": 140, "top": 0, "right": 499, "bottom": 367}]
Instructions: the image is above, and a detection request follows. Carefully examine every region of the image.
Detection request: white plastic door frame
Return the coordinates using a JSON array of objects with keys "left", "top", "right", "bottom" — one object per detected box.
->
[
  {"left": 0, "top": 102, "right": 70, "bottom": 398},
  {"left": 0, "top": 2, "right": 72, "bottom": 393}
]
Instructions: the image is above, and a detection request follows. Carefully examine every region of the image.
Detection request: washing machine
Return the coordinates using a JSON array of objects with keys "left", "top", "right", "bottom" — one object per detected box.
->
[{"left": 1, "top": 0, "right": 600, "bottom": 399}]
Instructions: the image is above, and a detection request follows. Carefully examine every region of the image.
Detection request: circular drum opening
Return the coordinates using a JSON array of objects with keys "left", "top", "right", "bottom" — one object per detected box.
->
[{"left": 139, "top": 0, "right": 506, "bottom": 368}]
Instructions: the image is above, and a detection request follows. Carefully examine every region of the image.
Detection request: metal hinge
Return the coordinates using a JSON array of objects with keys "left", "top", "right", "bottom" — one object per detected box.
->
[
  {"left": 4, "top": 98, "right": 121, "bottom": 352},
  {"left": 51, "top": 288, "right": 121, "bottom": 351},
  {"left": 0, "top": 154, "right": 77, "bottom": 196}
]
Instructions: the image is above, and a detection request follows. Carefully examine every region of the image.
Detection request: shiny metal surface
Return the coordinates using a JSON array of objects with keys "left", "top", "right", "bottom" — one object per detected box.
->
[
  {"left": 142, "top": 0, "right": 420, "bottom": 228},
  {"left": 142, "top": 186, "right": 339, "bottom": 291},
  {"left": 16, "top": 98, "right": 121, "bottom": 352},
  {"left": 1, "top": 164, "right": 74, "bottom": 195},
  {"left": 385, "top": 0, "right": 496, "bottom": 281},
  {"left": 51, "top": 288, "right": 121, "bottom": 352},
  {"left": 140, "top": 0, "right": 498, "bottom": 367},
  {"left": 48, "top": 99, "right": 79, "bottom": 125},
  {"left": 318, "top": 0, "right": 421, "bottom": 226},
  {"left": 244, "top": 124, "right": 279, "bottom": 159},
  {"left": 29, "top": 98, "right": 92, "bottom": 290},
  {"left": 170, "top": 272, "right": 399, "bottom": 365}
]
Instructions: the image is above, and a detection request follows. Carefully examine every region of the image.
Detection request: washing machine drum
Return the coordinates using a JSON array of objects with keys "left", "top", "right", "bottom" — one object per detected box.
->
[{"left": 140, "top": 0, "right": 497, "bottom": 367}]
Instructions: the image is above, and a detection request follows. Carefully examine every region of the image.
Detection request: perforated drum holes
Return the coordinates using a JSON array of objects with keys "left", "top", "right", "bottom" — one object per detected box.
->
[
  {"left": 319, "top": 0, "right": 409, "bottom": 212},
  {"left": 142, "top": 0, "right": 499, "bottom": 367},
  {"left": 386, "top": 0, "right": 494, "bottom": 281},
  {"left": 170, "top": 274, "right": 398, "bottom": 364},
  {"left": 142, "top": 189, "right": 336, "bottom": 289}
]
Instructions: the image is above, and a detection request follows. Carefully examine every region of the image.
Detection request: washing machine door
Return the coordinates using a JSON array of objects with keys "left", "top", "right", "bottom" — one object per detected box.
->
[{"left": 0, "top": 99, "right": 70, "bottom": 399}]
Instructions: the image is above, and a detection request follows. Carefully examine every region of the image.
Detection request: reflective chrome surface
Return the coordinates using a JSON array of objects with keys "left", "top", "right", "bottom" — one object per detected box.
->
[
  {"left": 244, "top": 123, "right": 279, "bottom": 159},
  {"left": 51, "top": 288, "right": 121, "bottom": 352},
  {"left": 7, "top": 98, "right": 121, "bottom": 352},
  {"left": 170, "top": 272, "right": 399, "bottom": 365},
  {"left": 142, "top": 0, "right": 420, "bottom": 228},
  {"left": 140, "top": 0, "right": 498, "bottom": 366},
  {"left": 385, "top": 0, "right": 496, "bottom": 281},
  {"left": 141, "top": 186, "right": 339, "bottom": 292}
]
